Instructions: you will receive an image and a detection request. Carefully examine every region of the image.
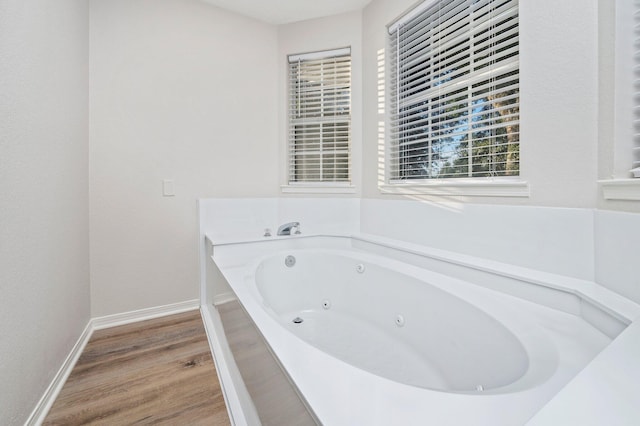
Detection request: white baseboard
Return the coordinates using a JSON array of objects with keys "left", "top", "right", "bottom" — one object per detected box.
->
[
  {"left": 213, "top": 292, "right": 237, "bottom": 306},
  {"left": 92, "top": 299, "right": 200, "bottom": 330},
  {"left": 26, "top": 299, "right": 201, "bottom": 425},
  {"left": 25, "top": 321, "right": 94, "bottom": 426}
]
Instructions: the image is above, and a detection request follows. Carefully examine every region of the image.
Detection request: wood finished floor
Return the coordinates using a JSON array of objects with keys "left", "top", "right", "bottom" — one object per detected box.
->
[{"left": 44, "top": 311, "right": 230, "bottom": 425}]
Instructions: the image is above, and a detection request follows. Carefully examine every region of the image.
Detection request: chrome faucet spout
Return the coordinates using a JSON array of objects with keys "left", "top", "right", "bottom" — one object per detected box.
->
[{"left": 277, "top": 221, "right": 300, "bottom": 236}]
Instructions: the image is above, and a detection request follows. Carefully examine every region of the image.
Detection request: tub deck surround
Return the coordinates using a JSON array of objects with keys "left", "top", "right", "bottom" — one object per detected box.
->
[
  {"left": 202, "top": 234, "right": 640, "bottom": 425},
  {"left": 527, "top": 317, "right": 640, "bottom": 425}
]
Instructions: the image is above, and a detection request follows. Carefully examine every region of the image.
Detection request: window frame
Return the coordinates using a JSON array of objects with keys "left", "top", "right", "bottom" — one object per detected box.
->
[
  {"left": 282, "top": 47, "right": 355, "bottom": 194},
  {"left": 599, "top": 0, "right": 640, "bottom": 200}
]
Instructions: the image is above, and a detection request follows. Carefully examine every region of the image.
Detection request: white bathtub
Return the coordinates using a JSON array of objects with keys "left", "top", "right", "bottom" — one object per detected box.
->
[
  {"left": 255, "top": 249, "right": 557, "bottom": 394},
  {"left": 203, "top": 235, "right": 639, "bottom": 425}
]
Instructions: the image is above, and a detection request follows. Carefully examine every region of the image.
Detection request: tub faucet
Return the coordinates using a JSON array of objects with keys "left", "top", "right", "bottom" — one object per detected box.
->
[{"left": 277, "top": 221, "right": 301, "bottom": 236}]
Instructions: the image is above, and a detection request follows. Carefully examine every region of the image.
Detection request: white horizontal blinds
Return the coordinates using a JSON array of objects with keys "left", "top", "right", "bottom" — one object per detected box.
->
[
  {"left": 288, "top": 49, "right": 351, "bottom": 183},
  {"left": 389, "top": 0, "right": 519, "bottom": 180},
  {"left": 634, "top": 1, "right": 640, "bottom": 171}
]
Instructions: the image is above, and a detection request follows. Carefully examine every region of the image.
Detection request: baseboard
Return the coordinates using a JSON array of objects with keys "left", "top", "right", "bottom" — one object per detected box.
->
[
  {"left": 26, "top": 299, "right": 200, "bottom": 424},
  {"left": 25, "top": 321, "right": 94, "bottom": 426},
  {"left": 92, "top": 299, "right": 200, "bottom": 330},
  {"left": 213, "top": 292, "right": 237, "bottom": 306}
]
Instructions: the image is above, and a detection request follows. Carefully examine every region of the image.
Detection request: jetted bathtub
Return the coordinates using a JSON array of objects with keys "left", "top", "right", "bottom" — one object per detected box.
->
[{"left": 203, "top": 235, "right": 637, "bottom": 425}]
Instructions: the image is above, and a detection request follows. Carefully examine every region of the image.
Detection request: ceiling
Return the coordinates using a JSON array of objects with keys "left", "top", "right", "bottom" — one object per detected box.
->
[{"left": 200, "top": 0, "right": 372, "bottom": 25}]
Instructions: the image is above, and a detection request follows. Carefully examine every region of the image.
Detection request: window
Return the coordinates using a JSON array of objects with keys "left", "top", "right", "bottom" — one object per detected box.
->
[
  {"left": 388, "top": 0, "right": 519, "bottom": 182},
  {"left": 287, "top": 48, "right": 351, "bottom": 186}
]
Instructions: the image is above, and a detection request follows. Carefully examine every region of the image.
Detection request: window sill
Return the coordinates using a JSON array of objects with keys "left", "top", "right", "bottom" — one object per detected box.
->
[
  {"left": 281, "top": 184, "right": 356, "bottom": 194},
  {"left": 599, "top": 179, "right": 640, "bottom": 201},
  {"left": 379, "top": 179, "right": 530, "bottom": 198}
]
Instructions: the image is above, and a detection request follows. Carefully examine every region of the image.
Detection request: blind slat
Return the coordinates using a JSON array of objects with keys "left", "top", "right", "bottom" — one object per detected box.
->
[{"left": 396, "top": 4, "right": 518, "bottom": 71}]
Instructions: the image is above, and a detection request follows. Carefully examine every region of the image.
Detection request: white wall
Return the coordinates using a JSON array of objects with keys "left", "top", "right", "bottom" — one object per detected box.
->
[
  {"left": 361, "top": 0, "right": 413, "bottom": 198},
  {"left": 360, "top": 199, "right": 595, "bottom": 280},
  {"left": 277, "top": 10, "right": 363, "bottom": 195},
  {"left": 89, "top": 0, "right": 280, "bottom": 316},
  {"left": 361, "top": 0, "right": 599, "bottom": 208},
  {"left": 0, "top": 0, "right": 90, "bottom": 424},
  {"left": 595, "top": 210, "right": 640, "bottom": 303},
  {"left": 597, "top": 0, "right": 616, "bottom": 188},
  {"left": 200, "top": 197, "right": 360, "bottom": 242}
]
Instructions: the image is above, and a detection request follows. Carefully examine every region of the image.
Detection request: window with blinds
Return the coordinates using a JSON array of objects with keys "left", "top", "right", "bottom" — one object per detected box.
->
[
  {"left": 288, "top": 48, "right": 351, "bottom": 184},
  {"left": 388, "top": 0, "right": 519, "bottom": 181}
]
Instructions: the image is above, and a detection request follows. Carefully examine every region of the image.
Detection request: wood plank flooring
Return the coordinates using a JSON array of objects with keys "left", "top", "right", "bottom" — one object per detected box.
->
[{"left": 44, "top": 311, "right": 230, "bottom": 425}]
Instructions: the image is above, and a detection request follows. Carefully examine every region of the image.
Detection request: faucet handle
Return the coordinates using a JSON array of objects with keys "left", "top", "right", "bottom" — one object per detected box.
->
[
  {"left": 264, "top": 228, "right": 272, "bottom": 237},
  {"left": 294, "top": 225, "right": 301, "bottom": 235}
]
